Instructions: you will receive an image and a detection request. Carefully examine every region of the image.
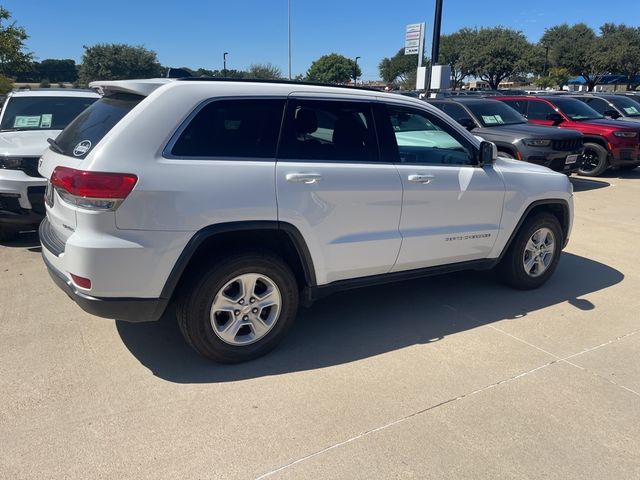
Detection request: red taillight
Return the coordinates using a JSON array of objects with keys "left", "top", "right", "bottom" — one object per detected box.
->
[
  {"left": 70, "top": 273, "right": 91, "bottom": 289},
  {"left": 51, "top": 167, "right": 137, "bottom": 199}
]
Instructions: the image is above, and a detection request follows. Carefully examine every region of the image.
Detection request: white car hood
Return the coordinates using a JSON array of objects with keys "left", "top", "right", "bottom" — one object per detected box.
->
[
  {"left": 495, "top": 156, "right": 556, "bottom": 174},
  {"left": 0, "top": 130, "right": 61, "bottom": 157}
]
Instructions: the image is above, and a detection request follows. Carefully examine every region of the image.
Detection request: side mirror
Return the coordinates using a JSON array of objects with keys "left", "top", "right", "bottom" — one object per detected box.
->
[
  {"left": 479, "top": 140, "right": 497, "bottom": 165},
  {"left": 546, "top": 112, "right": 564, "bottom": 126},
  {"left": 457, "top": 117, "right": 476, "bottom": 130},
  {"left": 603, "top": 109, "right": 621, "bottom": 119}
]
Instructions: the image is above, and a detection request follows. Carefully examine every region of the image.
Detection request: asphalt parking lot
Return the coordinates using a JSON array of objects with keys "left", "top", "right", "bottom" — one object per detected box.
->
[{"left": 1, "top": 170, "right": 640, "bottom": 479}]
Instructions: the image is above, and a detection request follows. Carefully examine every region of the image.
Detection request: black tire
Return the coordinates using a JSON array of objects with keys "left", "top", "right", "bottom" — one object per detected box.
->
[
  {"left": 578, "top": 142, "right": 609, "bottom": 177},
  {"left": 176, "top": 251, "right": 299, "bottom": 363},
  {"left": 497, "top": 213, "right": 563, "bottom": 290}
]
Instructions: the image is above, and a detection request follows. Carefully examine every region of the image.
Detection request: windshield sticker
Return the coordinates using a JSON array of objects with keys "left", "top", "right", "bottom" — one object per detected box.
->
[
  {"left": 623, "top": 106, "right": 639, "bottom": 115},
  {"left": 14, "top": 115, "right": 42, "bottom": 128},
  {"left": 481, "top": 115, "right": 505, "bottom": 125},
  {"left": 40, "top": 114, "right": 53, "bottom": 128},
  {"left": 73, "top": 140, "right": 92, "bottom": 157}
]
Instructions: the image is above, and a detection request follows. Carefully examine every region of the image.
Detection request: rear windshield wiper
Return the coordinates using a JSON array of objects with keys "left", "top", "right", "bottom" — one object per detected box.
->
[{"left": 47, "top": 137, "right": 64, "bottom": 154}]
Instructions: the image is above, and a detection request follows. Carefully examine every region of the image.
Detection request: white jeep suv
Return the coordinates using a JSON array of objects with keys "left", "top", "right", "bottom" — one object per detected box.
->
[
  {"left": 0, "top": 89, "right": 99, "bottom": 241},
  {"left": 38, "top": 79, "right": 573, "bottom": 363}
]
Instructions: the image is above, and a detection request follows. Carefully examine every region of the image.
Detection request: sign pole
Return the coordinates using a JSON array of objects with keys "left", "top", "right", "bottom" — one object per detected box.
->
[{"left": 426, "top": 0, "right": 444, "bottom": 97}]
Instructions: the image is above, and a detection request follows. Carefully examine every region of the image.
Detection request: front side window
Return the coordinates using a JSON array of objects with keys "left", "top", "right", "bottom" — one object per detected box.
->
[
  {"left": 526, "top": 101, "right": 556, "bottom": 120},
  {"left": 279, "top": 100, "right": 378, "bottom": 162},
  {"left": 386, "top": 106, "right": 474, "bottom": 165},
  {"left": 171, "top": 99, "right": 285, "bottom": 158},
  {"left": 1, "top": 96, "right": 97, "bottom": 132}
]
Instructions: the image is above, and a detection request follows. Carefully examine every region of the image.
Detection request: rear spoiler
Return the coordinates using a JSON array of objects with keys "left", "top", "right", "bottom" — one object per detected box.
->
[{"left": 89, "top": 78, "right": 174, "bottom": 97}]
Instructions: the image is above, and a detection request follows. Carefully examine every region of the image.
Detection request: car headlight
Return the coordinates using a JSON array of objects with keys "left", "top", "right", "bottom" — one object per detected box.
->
[
  {"left": 523, "top": 139, "right": 552, "bottom": 147},
  {"left": 613, "top": 131, "right": 638, "bottom": 138},
  {"left": 0, "top": 157, "right": 23, "bottom": 169}
]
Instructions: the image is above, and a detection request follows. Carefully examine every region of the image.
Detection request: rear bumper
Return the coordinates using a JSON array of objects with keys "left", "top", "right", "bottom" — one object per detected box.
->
[{"left": 41, "top": 244, "right": 167, "bottom": 323}]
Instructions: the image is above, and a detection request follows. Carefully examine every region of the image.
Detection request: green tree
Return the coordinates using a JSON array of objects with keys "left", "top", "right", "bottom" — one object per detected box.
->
[
  {"left": 378, "top": 48, "right": 420, "bottom": 84},
  {"left": 79, "top": 43, "right": 162, "bottom": 84},
  {"left": 592, "top": 24, "right": 640, "bottom": 90},
  {"left": 0, "top": 74, "right": 13, "bottom": 94},
  {"left": 467, "top": 27, "right": 534, "bottom": 90},
  {"left": 439, "top": 29, "right": 475, "bottom": 90},
  {"left": 37, "top": 59, "right": 78, "bottom": 83},
  {"left": 0, "top": 7, "right": 32, "bottom": 77},
  {"left": 306, "top": 53, "right": 361, "bottom": 84},
  {"left": 246, "top": 63, "right": 282, "bottom": 80},
  {"left": 541, "top": 23, "right": 604, "bottom": 91}
]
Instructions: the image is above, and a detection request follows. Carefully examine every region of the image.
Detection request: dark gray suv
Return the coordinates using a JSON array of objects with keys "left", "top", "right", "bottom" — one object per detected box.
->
[{"left": 429, "top": 98, "right": 584, "bottom": 173}]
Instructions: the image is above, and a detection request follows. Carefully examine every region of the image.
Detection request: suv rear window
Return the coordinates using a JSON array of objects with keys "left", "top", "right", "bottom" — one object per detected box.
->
[
  {"left": 54, "top": 93, "right": 144, "bottom": 159},
  {"left": 0, "top": 96, "right": 97, "bottom": 131}
]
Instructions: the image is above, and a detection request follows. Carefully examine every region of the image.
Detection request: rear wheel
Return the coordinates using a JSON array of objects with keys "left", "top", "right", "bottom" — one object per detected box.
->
[
  {"left": 176, "top": 251, "right": 299, "bottom": 363},
  {"left": 497, "top": 213, "right": 563, "bottom": 290},
  {"left": 578, "top": 143, "right": 609, "bottom": 176}
]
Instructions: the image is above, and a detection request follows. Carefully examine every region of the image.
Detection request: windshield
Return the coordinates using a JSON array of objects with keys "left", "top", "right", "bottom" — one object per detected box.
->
[
  {"left": 54, "top": 93, "right": 144, "bottom": 159},
  {"left": 0, "top": 96, "right": 97, "bottom": 131},
  {"left": 608, "top": 96, "right": 640, "bottom": 117},
  {"left": 465, "top": 101, "right": 527, "bottom": 127},
  {"left": 552, "top": 98, "right": 603, "bottom": 120}
]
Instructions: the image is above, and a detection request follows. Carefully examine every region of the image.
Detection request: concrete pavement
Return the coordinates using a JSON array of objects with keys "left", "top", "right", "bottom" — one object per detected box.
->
[{"left": 1, "top": 170, "right": 639, "bottom": 479}]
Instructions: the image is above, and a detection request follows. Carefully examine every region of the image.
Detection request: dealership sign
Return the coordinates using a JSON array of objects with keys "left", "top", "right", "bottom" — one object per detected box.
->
[{"left": 405, "top": 23, "right": 425, "bottom": 55}]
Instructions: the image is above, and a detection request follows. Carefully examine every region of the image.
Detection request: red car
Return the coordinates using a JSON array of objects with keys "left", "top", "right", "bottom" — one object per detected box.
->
[{"left": 494, "top": 95, "right": 640, "bottom": 176}]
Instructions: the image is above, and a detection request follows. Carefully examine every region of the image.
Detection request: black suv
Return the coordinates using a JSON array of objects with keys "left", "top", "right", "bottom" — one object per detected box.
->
[
  {"left": 428, "top": 98, "right": 584, "bottom": 173},
  {"left": 570, "top": 94, "right": 640, "bottom": 123}
]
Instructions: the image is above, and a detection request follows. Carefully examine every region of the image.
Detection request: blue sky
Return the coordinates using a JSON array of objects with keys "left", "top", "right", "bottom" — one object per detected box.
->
[{"left": 5, "top": 0, "right": 636, "bottom": 81}]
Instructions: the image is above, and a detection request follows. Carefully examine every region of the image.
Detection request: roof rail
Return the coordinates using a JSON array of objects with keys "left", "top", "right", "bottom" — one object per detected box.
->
[{"left": 176, "top": 76, "right": 382, "bottom": 93}]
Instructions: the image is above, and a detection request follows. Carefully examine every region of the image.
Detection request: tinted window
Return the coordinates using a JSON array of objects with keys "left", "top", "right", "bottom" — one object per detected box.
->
[
  {"left": 608, "top": 96, "right": 640, "bottom": 117},
  {"left": 279, "top": 100, "right": 377, "bottom": 162},
  {"left": 435, "top": 102, "right": 469, "bottom": 121},
  {"left": 386, "top": 106, "right": 474, "bottom": 166},
  {"left": 582, "top": 97, "right": 609, "bottom": 114},
  {"left": 55, "top": 93, "right": 143, "bottom": 159},
  {"left": 172, "top": 99, "right": 285, "bottom": 158},
  {"left": 465, "top": 101, "right": 526, "bottom": 126},
  {"left": 551, "top": 97, "right": 603, "bottom": 120},
  {"left": 526, "top": 101, "right": 556, "bottom": 120},
  {"left": 498, "top": 99, "right": 526, "bottom": 114},
  {"left": 1, "top": 96, "right": 97, "bottom": 131}
]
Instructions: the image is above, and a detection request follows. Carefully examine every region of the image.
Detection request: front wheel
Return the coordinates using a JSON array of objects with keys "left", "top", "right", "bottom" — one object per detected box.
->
[
  {"left": 578, "top": 143, "right": 609, "bottom": 176},
  {"left": 176, "top": 252, "right": 299, "bottom": 363},
  {"left": 497, "top": 213, "right": 563, "bottom": 290}
]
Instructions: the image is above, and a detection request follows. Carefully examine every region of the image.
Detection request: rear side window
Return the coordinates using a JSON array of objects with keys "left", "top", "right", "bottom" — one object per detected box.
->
[
  {"left": 170, "top": 99, "right": 285, "bottom": 158},
  {"left": 55, "top": 93, "right": 143, "bottom": 159},
  {"left": 1, "top": 96, "right": 97, "bottom": 131},
  {"left": 500, "top": 99, "right": 526, "bottom": 114},
  {"left": 279, "top": 100, "right": 378, "bottom": 162},
  {"left": 526, "top": 101, "right": 555, "bottom": 120},
  {"left": 435, "top": 102, "right": 468, "bottom": 121},
  {"left": 582, "top": 97, "right": 608, "bottom": 115}
]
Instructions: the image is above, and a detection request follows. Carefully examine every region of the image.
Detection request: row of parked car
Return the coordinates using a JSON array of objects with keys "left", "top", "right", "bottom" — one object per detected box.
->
[
  {"left": 424, "top": 92, "right": 640, "bottom": 177},
  {"left": 0, "top": 79, "right": 636, "bottom": 362}
]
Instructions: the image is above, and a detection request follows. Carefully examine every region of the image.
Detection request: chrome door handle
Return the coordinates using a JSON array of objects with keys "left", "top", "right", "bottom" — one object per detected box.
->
[
  {"left": 407, "top": 174, "right": 435, "bottom": 184},
  {"left": 286, "top": 173, "right": 322, "bottom": 184}
]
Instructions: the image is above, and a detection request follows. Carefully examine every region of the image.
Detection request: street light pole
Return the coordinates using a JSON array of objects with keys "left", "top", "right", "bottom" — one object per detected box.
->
[
  {"left": 288, "top": 0, "right": 292, "bottom": 79},
  {"left": 354, "top": 56, "right": 360, "bottom": 87},
  {"left": 425, "top": 0, "right": 443, "bottom": 97},
  {"left": 223, "top": 52, "right": 228, "bottom": 76}
]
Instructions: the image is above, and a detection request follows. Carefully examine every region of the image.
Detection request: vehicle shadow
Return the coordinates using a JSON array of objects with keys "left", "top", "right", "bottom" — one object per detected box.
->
[
  {"left": 570, "top": 177, "right": 610, "bottom": 192},
  {"left": 601, "top": 168, "right": 640, "bottom": 180},
  {"left": 0, "top": 230, "right": 41, "bottom": 251},
  {"left": 116, "top": 252, "right": 623, "bottom": 384}
]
